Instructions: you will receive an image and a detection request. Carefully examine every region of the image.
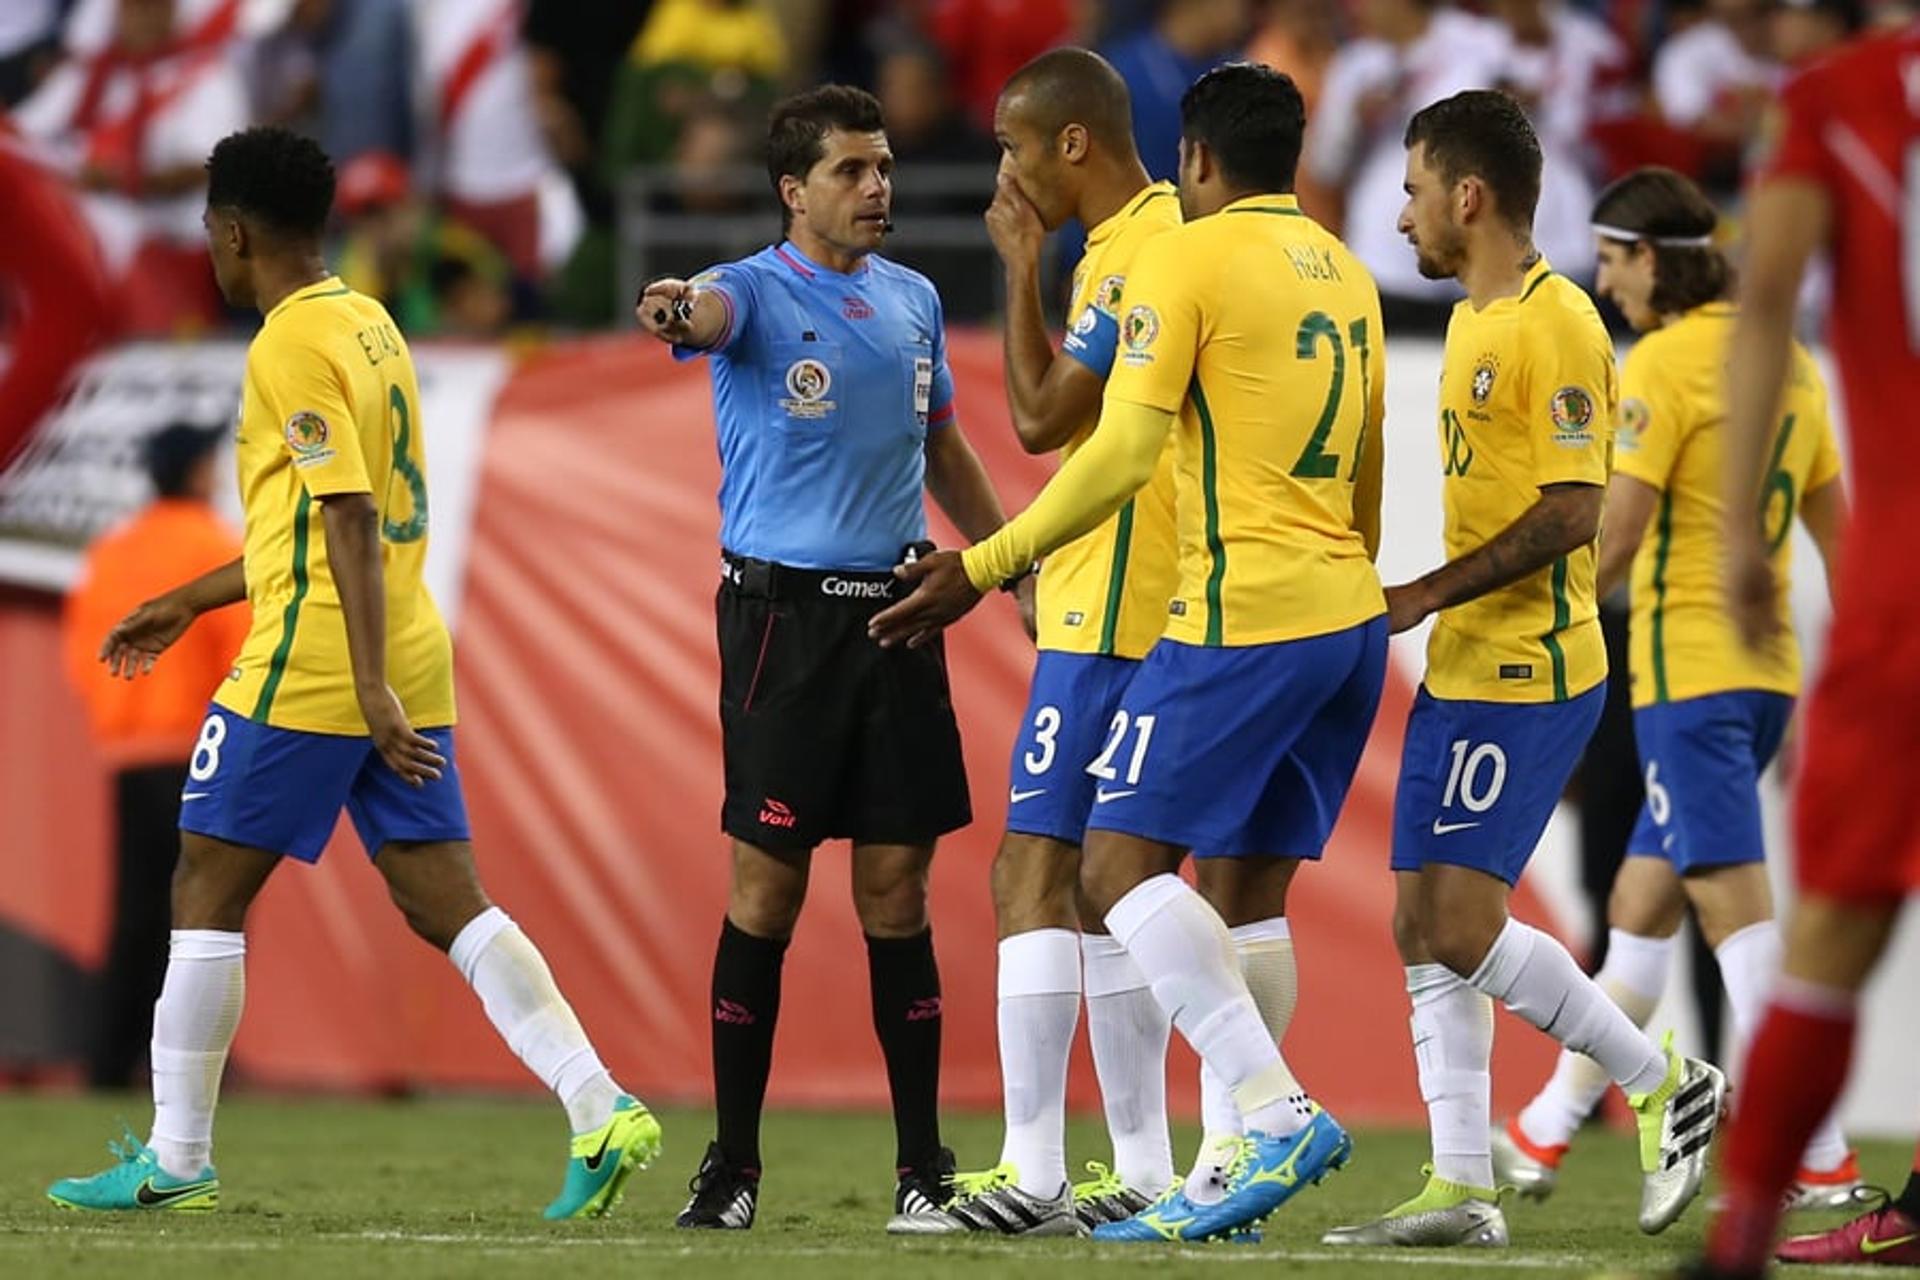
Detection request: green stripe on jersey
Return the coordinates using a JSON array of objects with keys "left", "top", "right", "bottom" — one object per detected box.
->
[
  {"left": 1190, "top": 378, "right": 1228, "bottom": 646},
  {"left": 252, "top": 490, "right": 313, "bottom": 721},
  {"left": 1097, "top": 499, "right": 1136, "bottom": 656},
  {"left": 1542, "top": 555, "right": 1571, "bottom": 702},
  {"left": 1651, "top": 491, "right": 1674, "bottom": 703}
]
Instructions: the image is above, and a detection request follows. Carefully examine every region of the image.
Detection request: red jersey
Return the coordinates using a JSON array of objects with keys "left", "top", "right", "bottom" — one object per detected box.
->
[{"left": 1759, "top": 24, "right": 1920, "bottom": 549}]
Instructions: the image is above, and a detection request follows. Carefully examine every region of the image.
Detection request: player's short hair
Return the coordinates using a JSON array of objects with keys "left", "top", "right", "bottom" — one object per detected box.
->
[
  {"left": 145, "top": 421, "right": 222, "bottom": 498},
  {"left": 999, "top": 47, "right": 1137, "bottom": 157},
  {"left": 205, "top": 127, "right": 335, "bottom": 238},
  {"left": 766, "top": 85, "right": 886, "bottom": 230},
  {"left": 1591, "top": 167, "right": 1732, "bottom": 314},
  {"left": 1404, "top": 90, "right": 1542, "bottom": 229},
  {"left": 1178, "top": 62, "right": 1306, "bottom": 195}
]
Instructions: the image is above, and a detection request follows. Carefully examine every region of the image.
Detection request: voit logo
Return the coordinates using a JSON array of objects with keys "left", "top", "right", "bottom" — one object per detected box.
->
[
  {"left": 759, "top": 797, "right": 798, "bottom": 829},
  {"left": 780, "top": 358, "right": 836, "bottom": 419}
]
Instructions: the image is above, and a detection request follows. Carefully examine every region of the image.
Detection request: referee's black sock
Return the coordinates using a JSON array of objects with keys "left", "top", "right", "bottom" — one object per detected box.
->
[
  {"left": 711, "top": 918, "right": 788, "bottom": 1171},
  {"left": 866, "top": 927, "right": 943, "bottom": 1172}
]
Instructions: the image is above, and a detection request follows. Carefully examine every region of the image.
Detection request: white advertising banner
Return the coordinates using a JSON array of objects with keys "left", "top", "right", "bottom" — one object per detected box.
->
[{"left": 0, "top": 341, "right": 507, "bottom": 626}]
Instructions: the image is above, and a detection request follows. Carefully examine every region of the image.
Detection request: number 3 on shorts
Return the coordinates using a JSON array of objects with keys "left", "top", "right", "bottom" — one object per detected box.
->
[
  {"left": 189, "top": 714, "right": 227, "bottom": 783},
  {"left": 1089, "top": 711, "right": 1156, "bottom": 787}
]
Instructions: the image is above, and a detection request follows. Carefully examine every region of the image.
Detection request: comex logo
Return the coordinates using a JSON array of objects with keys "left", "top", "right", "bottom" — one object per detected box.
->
[
  {"left": 821, "top": 577, "right": 891, "bottom": 599},
  {"left": 781, "top": 358, "right": 835, "bottom": 419}
]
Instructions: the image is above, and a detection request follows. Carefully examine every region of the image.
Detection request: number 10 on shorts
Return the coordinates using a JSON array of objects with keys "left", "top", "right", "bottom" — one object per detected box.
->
[
  {"left": 1090, "top": 712, "right": 1156, "bottom": 788},
  {"left": 1442, "top": 738, "right": 1507, "bottom": 812}
]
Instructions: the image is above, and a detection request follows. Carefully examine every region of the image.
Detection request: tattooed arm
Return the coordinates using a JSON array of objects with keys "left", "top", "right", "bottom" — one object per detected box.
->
[{"left": 1384, "top": 482, "right": 1603, "bottom": 634}]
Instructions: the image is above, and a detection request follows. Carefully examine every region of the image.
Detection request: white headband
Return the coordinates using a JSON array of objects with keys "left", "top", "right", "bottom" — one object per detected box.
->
[{"left": 1592, "top": 222, "right": 1715, "bottom": 248}]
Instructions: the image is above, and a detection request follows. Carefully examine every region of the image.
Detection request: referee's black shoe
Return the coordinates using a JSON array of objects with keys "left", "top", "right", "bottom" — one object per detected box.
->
[
  {"left": 885, "top": 1147, "right": 956, "bottom": 1234},
  {"left": 675, "top": 1142, "right": 758, "bottom": 1230}
]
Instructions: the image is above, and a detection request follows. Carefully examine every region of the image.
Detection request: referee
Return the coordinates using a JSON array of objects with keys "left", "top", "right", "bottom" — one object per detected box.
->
[{"left": 638, "top": 85, "right": 1020, "bottom": 1234}]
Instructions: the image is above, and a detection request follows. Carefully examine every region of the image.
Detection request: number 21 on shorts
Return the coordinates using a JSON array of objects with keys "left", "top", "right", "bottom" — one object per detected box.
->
[{"left": 1090, "top": 711, "right": 1156, "bottom": 791}]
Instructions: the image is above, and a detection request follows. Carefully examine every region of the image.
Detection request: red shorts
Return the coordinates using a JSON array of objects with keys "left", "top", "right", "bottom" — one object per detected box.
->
[{"left": 1793, "top": 598, "right": 1920, "bottom": 902}]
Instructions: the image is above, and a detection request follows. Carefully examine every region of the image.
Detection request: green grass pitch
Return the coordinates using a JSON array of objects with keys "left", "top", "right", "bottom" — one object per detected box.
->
[{"left": 0, "top": 1095, "right": 1900, "bottom": 1277}]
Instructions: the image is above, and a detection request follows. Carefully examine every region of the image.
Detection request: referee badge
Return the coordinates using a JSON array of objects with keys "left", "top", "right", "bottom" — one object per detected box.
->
[{"left": 780, "top": 358, "right": 837, "bottom": 420}]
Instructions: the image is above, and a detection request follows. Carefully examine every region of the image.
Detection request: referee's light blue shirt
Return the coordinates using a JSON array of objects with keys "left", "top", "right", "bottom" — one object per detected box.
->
[{"left": 674, "top": 241, "right": 959, "bottom": 571}]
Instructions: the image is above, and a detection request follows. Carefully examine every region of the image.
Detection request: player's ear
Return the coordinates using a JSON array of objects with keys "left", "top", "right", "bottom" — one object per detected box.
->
[
  {"left": 1060, "top": 122, "right": 1089, "bottom": 165},
  {"left": 779, "top": 173, "right": 805, "bottom": 224},
  {"left": 226, "top": 212, "right": 250, "bottom": 261},
  {"left": 1456, "top": 175, "right": 1484, "bottom": 226}
]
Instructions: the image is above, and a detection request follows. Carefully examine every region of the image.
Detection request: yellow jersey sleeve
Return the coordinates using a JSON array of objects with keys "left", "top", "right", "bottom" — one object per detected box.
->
[
  {"left": 1103, "top": 235, "right": 1203, "bottom": 414},
  {"left": 1804, "top": 374, "right": 1844, "bottom": 494},
  {"left": 1523, "top": 301, "right": 1615, "bottom": 491},
  {"left": 1612, "top": 337, "right": 1688, "bottom": 491},
  {"left": 253, "top": 324, "right": 373, "bottom": 499}
]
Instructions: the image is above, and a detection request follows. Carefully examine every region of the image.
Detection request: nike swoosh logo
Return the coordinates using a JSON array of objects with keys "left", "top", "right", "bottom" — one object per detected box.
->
[
  {"left": 1432, "top": 819, "right": 1480, "bottom": 835},
  {"left": 1094, "top": 789, "right": 1136, "bottom": 804},
  {"left": 1008, "top": 788, "right": 1047, "bottom": 803},
  {"left": 1862, "top": 1233, "right": 1920, "bottom": 1255},
  {"left": 181, "top": 792, "right": 211, "bottom": 802},
  {"left": 135, "top": 1177, "right": 213, "bottom": 1207},
  {"left": 582, "top": 1127, "right": 616, "bottom": 1173}
]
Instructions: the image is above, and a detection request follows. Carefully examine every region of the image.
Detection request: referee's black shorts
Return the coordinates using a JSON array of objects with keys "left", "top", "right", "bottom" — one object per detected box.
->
[{"left": 716, "top": 550, "right": 971, "bottom": 851}]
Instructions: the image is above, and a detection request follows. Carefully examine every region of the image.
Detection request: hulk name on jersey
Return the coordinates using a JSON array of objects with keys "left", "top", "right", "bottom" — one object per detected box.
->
[{"left": 220, "top": 277, "right": 454, "bottom": 734}]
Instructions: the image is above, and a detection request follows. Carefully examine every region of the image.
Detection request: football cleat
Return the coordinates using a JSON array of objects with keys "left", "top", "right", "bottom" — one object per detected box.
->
[
  {"left": 1322, "top": 1168, "right": 1508, "bottom": 1248},
  {"left": 1784, "top": 1152, "right": 1866, "bottom": 1212},
  {"left": 1491, "top": 1116, "right": 1564, "bottom": 1202},
  {"left": 47, "top": 1132, "right": 218, "bottom": 1213},
  {"left": 1630, "top": 1035, "right": 1728, "bottom": 1235},
  {"left": 898, "top": 1164, "right": 1082, "bottom": 1237},
  {"left": 884, "top": 1146, "right": 957, "bottom": 1235},
  {"left": 1071, "top": 1161, "right": 1157, "bottom": 1231},
  {"left": 1096, "top": 1107, "right": 1349, "bottom": 1243},
  {"left": 543, "top": 1094, "right": 662, "bottom": 1220},
  {"left": 1090, "top": 1183, "right": 1218, "bottom": 1242},
  {"left": 1776, "top": 1189, "right": 1920, "bottom": 1265},
  {"left": 675, "top": 1141, "right": 758, "bottom": 1229}
]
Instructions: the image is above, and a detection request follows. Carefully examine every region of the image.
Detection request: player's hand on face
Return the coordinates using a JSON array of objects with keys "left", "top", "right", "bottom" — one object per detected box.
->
[
  {"left": 1383, "top": 582, "right": 1432, "bottom": 635},
  {"left": 868, "top": 549, "right": 983, "bottom": 649},
  {"left": 985, "top": 174, "right": 1045, "bottom": 268},
  {"left": 1725, "top": 533, "right": 1781, "bottom": 651},
  {"left": 360, "top": 685, "right": 446, "bottom": 786},
  {"left": 636, "top": 278, "right": 697, "bottom": 343},
  {"left": 99, "top": 593, "right": 196, "bottom": 679}
]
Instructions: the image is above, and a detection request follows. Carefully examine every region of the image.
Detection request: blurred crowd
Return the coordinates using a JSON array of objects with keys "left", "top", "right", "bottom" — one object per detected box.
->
[{"left": 0, "top": 0, "right": 1909, "bottom": 340}]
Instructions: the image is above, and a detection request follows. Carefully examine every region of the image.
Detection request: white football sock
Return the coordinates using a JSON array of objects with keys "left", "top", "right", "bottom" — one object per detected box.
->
[
  {"left": 1105, "top": 876, "right": 1311, "bottom": 1140},
  {"left": 148, "top": 930, "right": 246, "bottom": 1180},
  {"left": 449, "top": 907, "right": 622, "bottom": 1134},
  {"left": 1189, "top": 918, "right": 1297, "bottom": 1203},
  {"left": 1715, "top": 920, "right": 1851, "bottom": 1174},
  {"left": 1468, "top": 918, "right": 1668, "bottom": 1097},
  {"left": 995, "top": 928, "right": 1081, "bottom": 1195},
  {"left": 1407, "top": 963, "right": 1496, "bottom": 1188},
  {"left": 1082, "top": 930, "right": 1173, "bottom": 1195},
  {"left": 1517, "top": 928, "right": 1673, "bottom": 1150}
]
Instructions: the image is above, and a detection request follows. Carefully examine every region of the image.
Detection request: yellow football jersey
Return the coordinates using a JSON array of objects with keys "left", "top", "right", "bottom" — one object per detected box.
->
[
  {"left": 1426, "top": 260, "right": 1616, "bottom": 703},
  {"left": 216, "top": 277, "right": 455, "bottom": 734},
  {"left": 1103, "top": 193, "right": 1387, "bottom": 647},
  {"left": 1615, "top": 303, "right": 1842, "bottom": 706},
  {"left": 1037, "top": 182, "right": 1181, "bottom": 658}
]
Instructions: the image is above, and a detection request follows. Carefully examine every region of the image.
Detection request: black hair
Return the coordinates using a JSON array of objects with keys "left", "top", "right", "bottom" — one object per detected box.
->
[
  {"left": 1178, "top": 62, "right": 1306, "bottom": 194},
  {"left": 1591, "top": 167, "right": 1732, "bottom": 313},
  {"left": 1404, "top": 90, "right": 1542, "bottom": 229},
  {"left": 765, "top": 85, "right": 886, "bottom": 230},
  {"left": 1000, "top": 47, "right": 1137, "bottom": 156},
  {"left": 205, "top": 126, "right": 335, "bottom": 239},
  {"left": 145, "top": 422, "right": 222, "bottom": 498}
]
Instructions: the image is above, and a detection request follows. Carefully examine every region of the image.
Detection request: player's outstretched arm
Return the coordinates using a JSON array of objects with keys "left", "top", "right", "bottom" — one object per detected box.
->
[
  {"left": 870, "top": 397, "right": 1170, "bottom": 648},
  {"left": 987, "top": 175, "right": 1104, "bottom": 454},
  {"left": 635, "top": 278, "right": 727, "bottom": 349},
  {"left": 1385, "top": 482, "right": 1603, "bottom": 633},
  {"left": 1724, "top": 178, "right": 1828, "bottom": 648},
  {"left": 99, "top": 556, "right": 246, "bottom": 679},
  {"left": 320, "top": 492, "right": 444, "bottom": 786}
]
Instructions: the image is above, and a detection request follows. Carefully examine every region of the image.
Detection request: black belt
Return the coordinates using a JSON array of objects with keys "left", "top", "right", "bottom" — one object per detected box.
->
[{"left": 721, "top": 545, "right": 931, "bottom": 602}]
